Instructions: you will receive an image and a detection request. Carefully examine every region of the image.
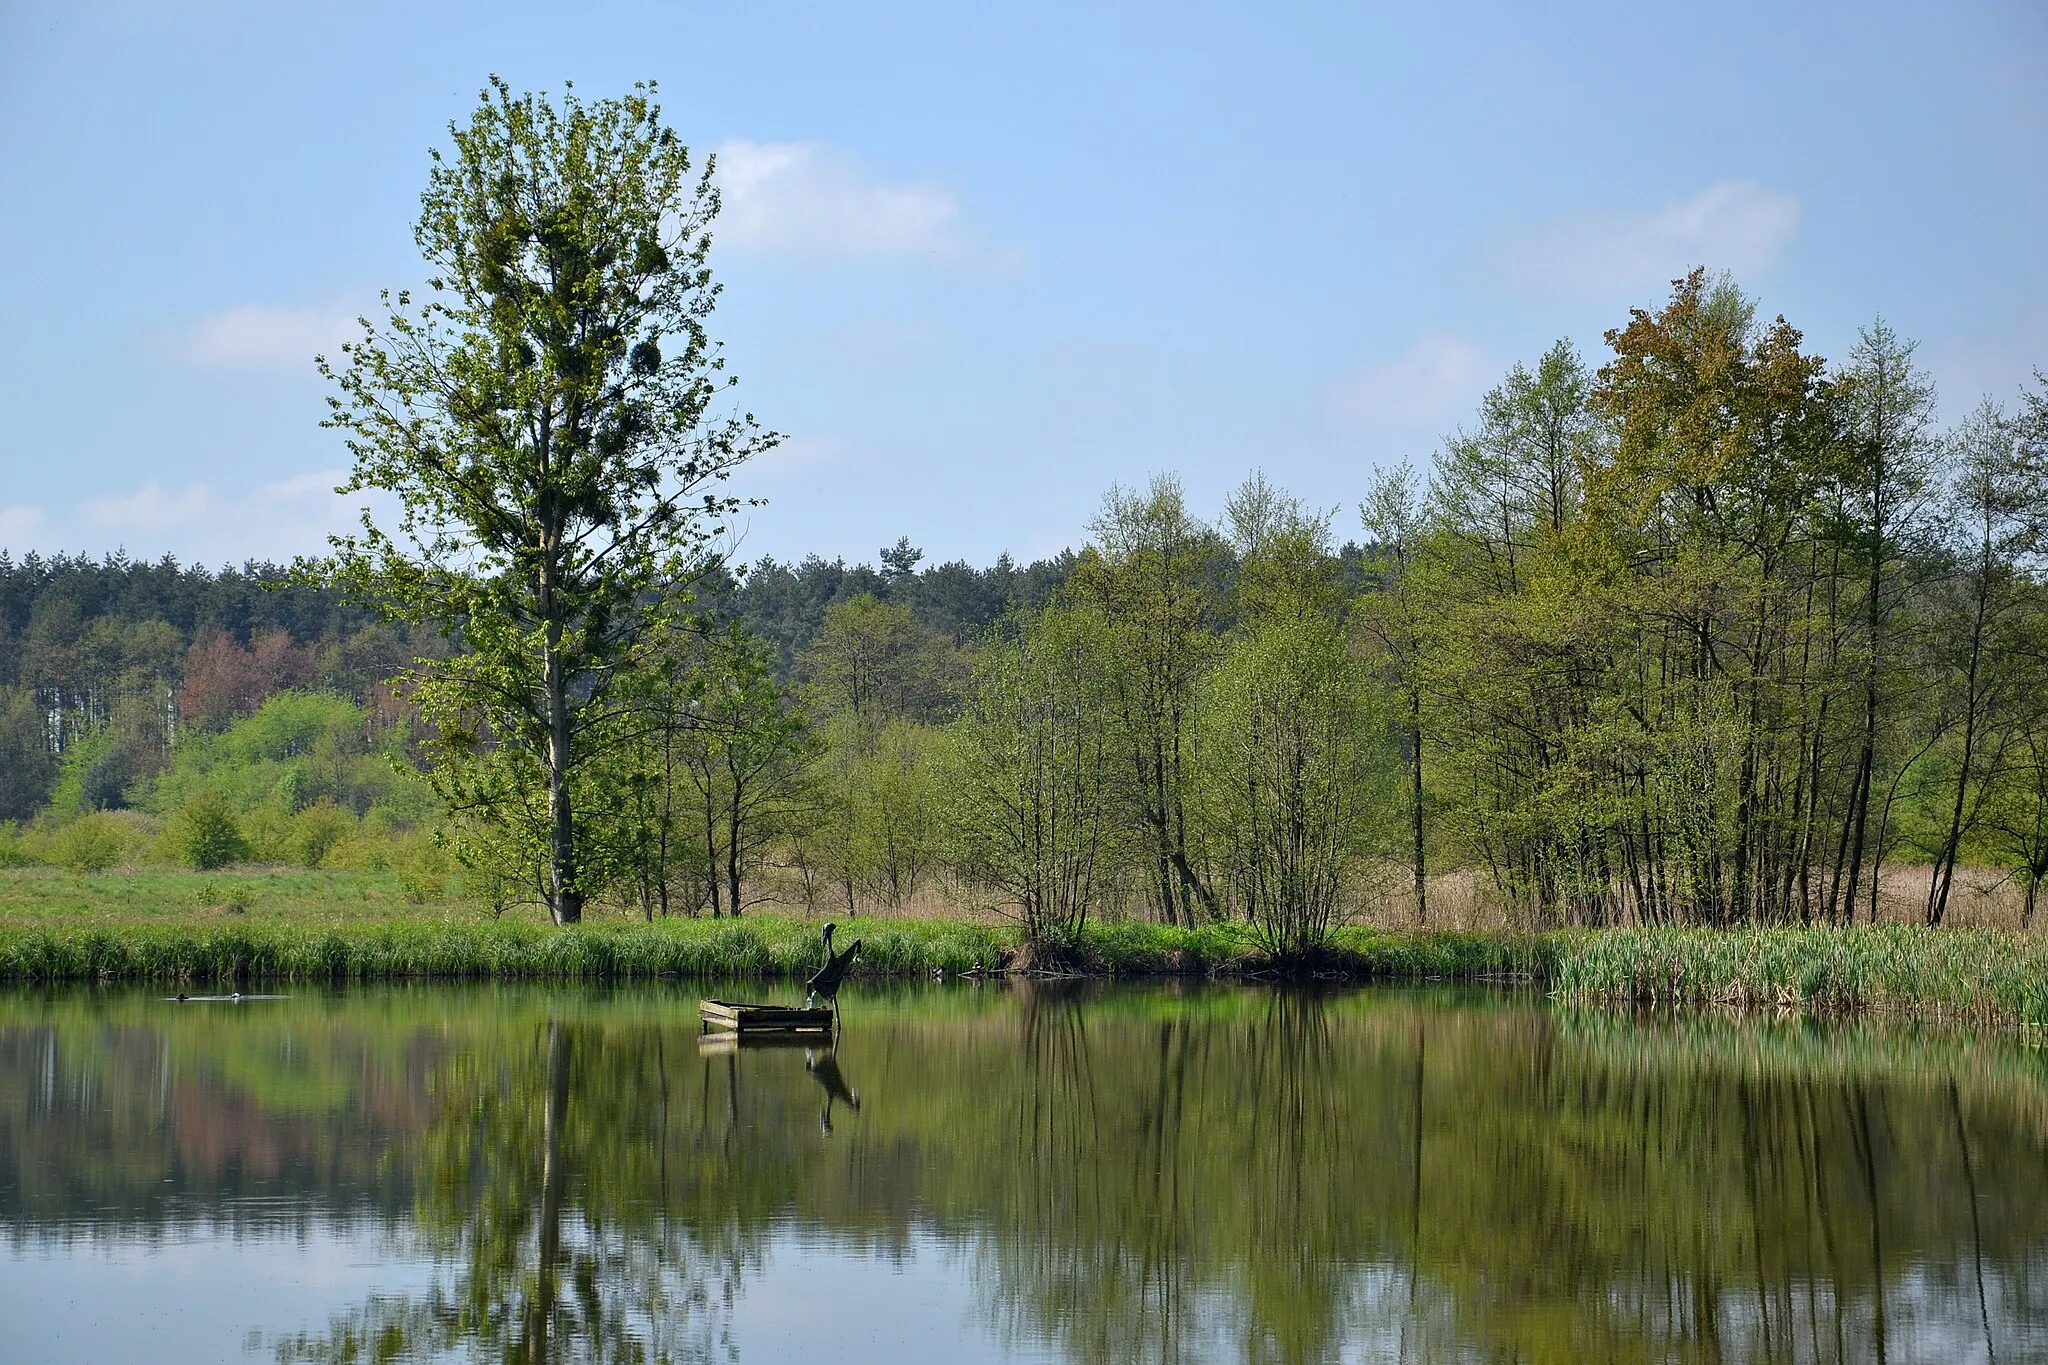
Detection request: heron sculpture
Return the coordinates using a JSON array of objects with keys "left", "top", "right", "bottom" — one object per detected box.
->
[{"left": 805, "top": 920, "right": 861, "bottom": 1016}]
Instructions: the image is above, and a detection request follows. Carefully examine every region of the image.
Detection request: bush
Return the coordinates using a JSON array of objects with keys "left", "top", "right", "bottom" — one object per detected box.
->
[
  {"left": 52, "top": 813, "right": 127, "bottom": 872},
  {"left": 291, "top": 803, "right": 358, "bottom": 868},
  {"left": 238, "top": 805, "right": 293, "bottom": 863},
  {"left": 164, "top": 792, "right": 249, "bottom": 869},
  {"left": 0, "top": 822, "right": 39, "bottom": 868},
  {"left": 394, "top": 830, "right": 452, "bottom": 902}
]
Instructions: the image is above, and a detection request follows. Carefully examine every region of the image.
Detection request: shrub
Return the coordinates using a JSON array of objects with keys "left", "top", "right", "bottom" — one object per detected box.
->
[
  {"left": 0, "top": 822, "right": 37, "bottom": 868},
  {"left": 52, "top": 813, "right": 126, "bottom": 872},
  {"left": 239, "top": 805, "right": 293, "bottom": 863},
  {"left": 291, "top": 802, "right": 357, "bottom": 868},
  {"left": 190, "top": 878, "right": 256, "bottom": 913},
  {"left": 394, "top": 830, "right": 451, "bottom": 902},
  {"left": 164, "top": 792, "right": 249, "bottom": 869}
]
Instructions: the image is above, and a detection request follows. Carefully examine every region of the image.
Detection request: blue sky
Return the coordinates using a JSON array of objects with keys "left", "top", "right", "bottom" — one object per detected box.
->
[{"left": 2, "top": 0, "right": 2044, "bottom": 568}]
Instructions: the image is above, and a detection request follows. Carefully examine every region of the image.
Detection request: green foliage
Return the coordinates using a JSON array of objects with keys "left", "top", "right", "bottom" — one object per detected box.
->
[
  {"left": 947, "top": 605, "right": 1125, "bottom": 945},
  {"left": 50, "top": 812, "right": 131, "bottom": 873},
  {"left": 606, "top": 621, "right": 816, "bottom": 920},
  {"left": 803, "top": 593, "right": 959, "bottom": 723},
  {"left": 0, "top": 823, "right": 32, "bottom": 868},
  {"left": 8, "top": 266, "right": 2047, "bottom": 948},
  {"left": 1, "top": 908, "right": 2042, "bottom": 1024},
  {"left": 319, "top": 78, "right": 776, "bottom": 924},
  {"left": 190, "top": 877, "right": 257, "bottom": 914},
  {"left": 288, "top": 802, "right": 358, "bottom": 869},
  {"left": 149, "top": 691, "right": 407, "bottom": 820},
  {"left": 164, "top": 791, "right": 250, "bottom": 869},
  {"left": 1200, "top": 616, "right": 1393, "bottom": 958},
  {"left": 0, "top": 688, "right": 58, "bottom": 823},
  {"left": 1068, "top": 474, "right": 1227, "bottom": 926},
  {"left": 1551, "top": 923, "right": 2048, "bottom": 1022},
  {"left": 0, "top": 913, "right": 1007, "bottom": 984},
  {"left": 795, "top": 715, "right": 950, "bottom": 913}
]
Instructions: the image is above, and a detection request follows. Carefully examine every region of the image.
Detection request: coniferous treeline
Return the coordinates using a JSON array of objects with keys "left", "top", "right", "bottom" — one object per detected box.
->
[{"left": 0, "top": 546, "right": 1078, "bottom": 825}]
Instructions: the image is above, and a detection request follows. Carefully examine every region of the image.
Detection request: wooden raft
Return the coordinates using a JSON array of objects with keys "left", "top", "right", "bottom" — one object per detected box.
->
[{"left": 699, "top": 999, "right": 834, "bottom": 1034}]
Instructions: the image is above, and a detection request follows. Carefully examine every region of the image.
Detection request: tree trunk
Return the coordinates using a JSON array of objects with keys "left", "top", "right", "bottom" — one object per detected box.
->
[
  {"left": 725, "top": 758, "right": 744, "bottom": 918},
  {"left": 527, "top": 1020, "right": 571, "bottom": 1356},
  {"left": 1409, "top": 683, "right": 1427, "bottom": 927},
  {"left": 1929, "top": 544, "right": 1992, "bottom": 927},
  {"left": 701, "top": 767, "right": 723, "bottom": 917},
  {"left": 544, "top": 637, "right": 582, "bottom": 925}
]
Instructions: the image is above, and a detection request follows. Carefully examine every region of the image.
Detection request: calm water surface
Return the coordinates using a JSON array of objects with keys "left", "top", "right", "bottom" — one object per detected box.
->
[{"left": 3, "top": 981, "right": 2045, "bottom": 1363}]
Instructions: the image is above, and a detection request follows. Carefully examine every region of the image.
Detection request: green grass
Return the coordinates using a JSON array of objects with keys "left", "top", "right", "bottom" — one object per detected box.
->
[
  {"left": 0, "top": 914, "right": 1010, "bottom": 985},
  {"left": 3, "top": 868, "right": 2045, "bottom": 1025},
  {"left": 0, "top": 866, "right": 466, "bottom": 929}
]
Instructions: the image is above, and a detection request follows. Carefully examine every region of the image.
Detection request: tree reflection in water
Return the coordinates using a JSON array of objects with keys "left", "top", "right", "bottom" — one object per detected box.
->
[
  {"left": 269, "top": 1015, "right": 748, "bottom": 1363},
  {"left": 4, "top": 984, "right": 2048, "bottom": 1363}
]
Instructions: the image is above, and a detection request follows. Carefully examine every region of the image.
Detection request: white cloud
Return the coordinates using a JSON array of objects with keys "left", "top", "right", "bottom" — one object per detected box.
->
[
  {"left": 713, "top": 140, "right": 1005, "bottom": 264},
  {"left": 1324, "top": 334, "right": 1490, "bottom": 429},
  {"left": 16, "top": 470, "right": 374, "bottom": 563},
  {"left": 82, "top": 480, "right": 216, "bottom": 533},
  {"left": 171, "top": 301, "right": 361, "bottom": 371},
  {"left": 0, "top": 504, "right": 47, "bottom": 549},
  {"left": 1501, "top": 180, "right": 1802, "bottom": 299}
]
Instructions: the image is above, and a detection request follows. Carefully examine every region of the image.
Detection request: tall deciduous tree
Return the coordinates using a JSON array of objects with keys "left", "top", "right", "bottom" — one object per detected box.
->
[
  {"left": 1070, "top": 476, "right": 1223, "bottom": 925},
  {"left": 670, "top": 623, "right": 814, "bottom": 918},
  {"left": 948, "top": 605, "right": 1123, "bottom": 945},
  {"left": 319, "top": 79, "right": 774, "bottom": 921},
  {"left": 1922, "top": 400, "right": 2047, "bottom": 924},
  {"left": 0, "top": 688, "right": 56, "bottom": 822},
  {"left": 1202, "top": 616, "right": 1389, "bottom": 958},
  {"left": 1357, "top": 464, "right": 1433, "bottom": 923},
  {"left": 1833, "top": 320, "right": 1939, "bottom": 923}
]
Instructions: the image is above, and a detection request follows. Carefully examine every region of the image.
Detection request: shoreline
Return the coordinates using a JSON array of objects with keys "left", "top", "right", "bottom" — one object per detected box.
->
[{"left": 2, "top": 914, "right": 2045, "bottom": 1027}]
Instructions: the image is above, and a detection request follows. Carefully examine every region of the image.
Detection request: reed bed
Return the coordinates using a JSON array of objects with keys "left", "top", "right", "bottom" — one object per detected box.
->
[{"left": 1549, "top": 923, "right": 2048, "bottom": 1025}]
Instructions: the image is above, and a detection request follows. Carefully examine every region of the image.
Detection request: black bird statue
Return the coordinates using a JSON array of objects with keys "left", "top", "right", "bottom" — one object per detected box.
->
[{"left": 806, "top": 920, "right": 861, "bottom": 1016}]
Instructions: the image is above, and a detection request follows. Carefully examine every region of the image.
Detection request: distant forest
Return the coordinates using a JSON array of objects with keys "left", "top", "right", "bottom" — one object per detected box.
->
[{"left": 0, "top": 543, "right": 1082, "bottom": 818}]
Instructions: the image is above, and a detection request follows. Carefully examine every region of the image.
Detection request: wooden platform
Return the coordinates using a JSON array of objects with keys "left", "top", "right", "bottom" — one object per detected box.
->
[{"left": 699, "top": 999, "right": 834, "bottom": 1034}]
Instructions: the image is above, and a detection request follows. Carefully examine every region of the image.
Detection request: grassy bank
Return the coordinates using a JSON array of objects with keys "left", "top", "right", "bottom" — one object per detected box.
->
[{"left": 3, "top": 869, "right": 2044, "bottom": 1024}]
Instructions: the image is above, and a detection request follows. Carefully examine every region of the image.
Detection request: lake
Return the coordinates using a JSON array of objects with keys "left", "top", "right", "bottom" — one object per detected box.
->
[{"left": 2, "top": 980, "right": 2043, "bottom": 1363}]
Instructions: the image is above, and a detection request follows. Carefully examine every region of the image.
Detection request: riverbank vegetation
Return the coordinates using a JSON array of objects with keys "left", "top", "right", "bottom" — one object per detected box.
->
[
  {"left": 3, "top": 82, "right": 2046, "bottom": 965},
  {"left": 6, "top": 889, "right": 2048, "bottom": 1025}
]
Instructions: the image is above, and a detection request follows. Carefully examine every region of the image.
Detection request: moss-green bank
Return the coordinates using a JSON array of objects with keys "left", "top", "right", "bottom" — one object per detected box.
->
[{"left": 0, "top": 909, "right": 2042, "bottom": 1025}]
